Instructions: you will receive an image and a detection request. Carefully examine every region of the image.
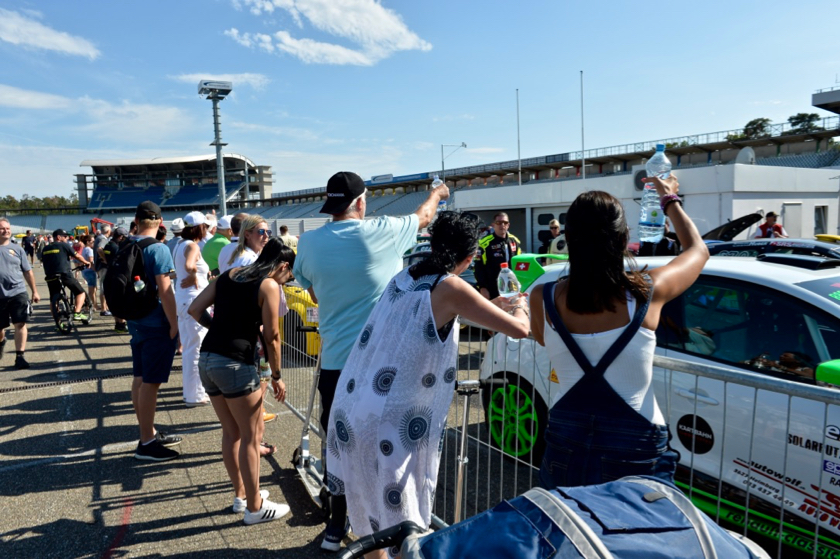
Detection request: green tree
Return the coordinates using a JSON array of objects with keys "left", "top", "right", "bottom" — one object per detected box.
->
[
  {"left": 743, "top": 118, "right": 771, "bottom": 139},
  {"left": 787, "top": 113, "right": 824, "bottom": 134}
]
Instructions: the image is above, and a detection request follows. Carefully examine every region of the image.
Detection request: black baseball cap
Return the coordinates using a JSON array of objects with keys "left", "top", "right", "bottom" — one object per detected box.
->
[
  {"left": 53, "top": 229, "right": 68, "bottom": 237},
  {"left": 766, "top": 211, "right": 778, "bottom": 218},
  {"left": 135, "top": 200, "right": 162, "bottom": 220},
  {"left": 320, "top": 172, "right": 366, "bottom": 215}
]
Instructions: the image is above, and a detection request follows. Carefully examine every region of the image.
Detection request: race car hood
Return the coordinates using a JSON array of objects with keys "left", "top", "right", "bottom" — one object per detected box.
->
[{"left": 702, "top": 213, "right": 762, "bottom": 241}]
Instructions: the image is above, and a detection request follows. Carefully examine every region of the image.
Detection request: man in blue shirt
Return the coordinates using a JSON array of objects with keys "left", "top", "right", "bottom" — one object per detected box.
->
[
  {"left": 127, "top": 201, "right": 182, "bottom": 462},
  {"left": 293, "top": 171, "right": 449, "bottom": 550}
]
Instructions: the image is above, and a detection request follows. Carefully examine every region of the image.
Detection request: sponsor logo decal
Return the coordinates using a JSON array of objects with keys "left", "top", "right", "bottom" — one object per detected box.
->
[
  {"left": 789, "top": 434, "right": 840, "bottom": 458},
  {"left": 676, "top": 415, "right": 714, "bottom": 454},
  {"left": 516, "top": 262, "right": 530, "bottom": 271}
]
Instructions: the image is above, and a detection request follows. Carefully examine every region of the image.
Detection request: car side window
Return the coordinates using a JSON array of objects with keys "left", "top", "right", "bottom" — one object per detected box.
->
[{"left": 657, "top": 277, "right": 839, "bottom": 383}]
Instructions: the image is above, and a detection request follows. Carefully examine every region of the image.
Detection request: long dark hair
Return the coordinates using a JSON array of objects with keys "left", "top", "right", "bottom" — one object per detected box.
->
[
  {"left": 564, "top": 191, "right": 649, "bottom": 313},
  {"left": 231, "top": 238, "right": 295, "bottom": 283},
  {"left": 409, "top": 211, "right": 482, "bottom": 279}
]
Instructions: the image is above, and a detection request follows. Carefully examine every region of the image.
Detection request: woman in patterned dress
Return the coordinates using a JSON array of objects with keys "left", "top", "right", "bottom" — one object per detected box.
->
[{"left": 326, "top": 212, "right": 531, "bottom": 558}]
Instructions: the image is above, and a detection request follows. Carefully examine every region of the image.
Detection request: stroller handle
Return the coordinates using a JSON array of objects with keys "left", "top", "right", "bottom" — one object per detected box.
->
[
  {"left": 454, "top": 378, "right": 508, "bottom": 392},
  {"left": 337, "top": 520, "right": 424, "bottom": 559}
]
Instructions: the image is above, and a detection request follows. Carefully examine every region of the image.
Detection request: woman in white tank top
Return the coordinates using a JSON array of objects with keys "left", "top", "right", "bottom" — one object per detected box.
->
[{"left": 530, "top": 176, "right": 708, "bottom": 489}]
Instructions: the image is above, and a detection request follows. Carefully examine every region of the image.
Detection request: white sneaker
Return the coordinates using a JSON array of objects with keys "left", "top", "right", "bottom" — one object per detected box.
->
[
  {"left": 233, "top": 489, "right": 269, "bottom": 513},
  {"left": 243, "top": 497, "right": 290, "bottom": 525}
]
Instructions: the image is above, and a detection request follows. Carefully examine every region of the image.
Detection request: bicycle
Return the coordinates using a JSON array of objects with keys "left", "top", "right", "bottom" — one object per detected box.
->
[{"left": 50, "top": 265, "right": 94, "bottom": 334}]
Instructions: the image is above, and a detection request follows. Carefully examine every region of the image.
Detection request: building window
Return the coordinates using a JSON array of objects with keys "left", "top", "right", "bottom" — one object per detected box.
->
[{"left": 815, "top": 205, "right": 828, "bottom": 236}]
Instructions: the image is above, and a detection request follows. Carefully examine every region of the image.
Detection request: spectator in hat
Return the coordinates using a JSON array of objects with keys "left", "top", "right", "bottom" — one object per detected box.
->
[
  {"left": 293, "top": 171, "right": 449, "bottom": 551},
  {"left": 126, "top": 201, "right": 182, "bottom": 462},
  {"left": 166, "top": 218, "right": 184, "bottom": 259},
  {"left": 202, "top": 215, "right": 232, "bottom": 276},
  {"left": 175, "top": 211, "right": 211, "bottom": 407},
  {"left": 754, "top": 211, "right": 789, "bottom": 239},
  {"left": 199, "top": 212, "right": 217, "bottom": 250}
]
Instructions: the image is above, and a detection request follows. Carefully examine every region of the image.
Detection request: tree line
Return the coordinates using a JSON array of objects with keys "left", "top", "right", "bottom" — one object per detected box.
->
[
  {"left": 0, "top": 193, "right": 80, "bottom": 214},
  {"left": 727, "top": 113, "right": 832, "bottom": 141}
]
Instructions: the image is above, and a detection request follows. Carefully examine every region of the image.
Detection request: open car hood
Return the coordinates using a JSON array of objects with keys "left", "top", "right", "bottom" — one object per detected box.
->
[{"left": 702, "top": 213, "right": 762, "bottom": 241}]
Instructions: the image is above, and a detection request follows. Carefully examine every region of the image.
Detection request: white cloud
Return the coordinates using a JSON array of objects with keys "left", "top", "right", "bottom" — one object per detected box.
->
[
  {"left": 0, "top": 83, "right": 193, "bottom": 144},
  {"left": 0, "top": 84, "right": 73, "bottom": 109},
  {"left": 226, "top": 0, "right": 431, "bottom": 66},
  {"left": 0, "top": 8, "right": 100, "bottom": 59},
  {"left": 78, "top": 98, "right": 193, "bottom": 143},
  {"left": 170, "top": 72, "right": 271, "bottom": 90}
]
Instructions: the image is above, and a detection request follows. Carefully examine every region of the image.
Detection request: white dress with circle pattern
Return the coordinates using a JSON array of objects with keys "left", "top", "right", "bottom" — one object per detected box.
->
[{"left": 327, "top": 268, "right": 459, "bottom": 538}]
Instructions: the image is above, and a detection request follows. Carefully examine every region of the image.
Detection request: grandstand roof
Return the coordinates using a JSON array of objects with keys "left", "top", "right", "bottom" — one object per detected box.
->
[{"left": 80, "top": 153, "right": 255, "bottom": 170}]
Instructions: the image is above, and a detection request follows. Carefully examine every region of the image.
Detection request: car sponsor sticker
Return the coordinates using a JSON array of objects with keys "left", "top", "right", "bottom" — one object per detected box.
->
[
  {"left": 676, "top": 415, "right": 714, "bottom": 454},
  {"left": 306, "top": 307, "right": 319, "bottom": 324},
  {"left": 516, "top": 262, "right": 530, "bottom": 271},
  {"left": 789, "top": 433, "right": 840, "bottom": 458}
]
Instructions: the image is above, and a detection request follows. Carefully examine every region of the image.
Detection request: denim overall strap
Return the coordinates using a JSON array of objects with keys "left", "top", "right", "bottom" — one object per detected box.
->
[{"left": 542, "top": 280, "right": 653, "bottom": 379}]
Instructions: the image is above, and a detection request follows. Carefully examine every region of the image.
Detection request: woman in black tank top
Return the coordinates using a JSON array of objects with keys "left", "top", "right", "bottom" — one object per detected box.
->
[{"left": 188, "top": 238, "right": 297, "bottom": 524}]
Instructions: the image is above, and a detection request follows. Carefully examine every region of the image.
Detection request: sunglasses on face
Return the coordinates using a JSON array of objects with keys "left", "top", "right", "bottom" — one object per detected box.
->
[
  {"left": 255, "top": 229, "right": 271, "bottom": 237},
  {"left": 550, "top": 227, "right": 559, "bottom": 230},
  {"left": 495, "top": 221, "right": 510, "bottom": 226}
]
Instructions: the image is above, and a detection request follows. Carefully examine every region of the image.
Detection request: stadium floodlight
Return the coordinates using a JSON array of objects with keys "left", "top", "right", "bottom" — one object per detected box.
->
[
  {"left": 441, "top": 142, "right": 467, "bottom": 184},
  {"left": 199, "top": 80, "right": 233, "bottom": 215}
]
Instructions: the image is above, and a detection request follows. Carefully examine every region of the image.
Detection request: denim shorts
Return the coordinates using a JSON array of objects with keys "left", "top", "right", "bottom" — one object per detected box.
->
[
  {"left": 81, "top": 268, "right": 97, "bottom": 287},
  {"left": 128, "top": 323, "right": 177, "bottom": 384},
  {"left": 198, "top": 352, "right": 260, "bottom": 398}
]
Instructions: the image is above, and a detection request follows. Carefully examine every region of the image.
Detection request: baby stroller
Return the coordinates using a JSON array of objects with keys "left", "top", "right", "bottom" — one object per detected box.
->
[{"left": 338, "top": 475, "right": 770, "bottom": 558}]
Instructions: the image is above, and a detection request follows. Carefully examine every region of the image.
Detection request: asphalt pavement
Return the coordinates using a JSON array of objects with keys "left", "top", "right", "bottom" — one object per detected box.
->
[{"left": 0, "top": 264, "right": 344, "bottom": 558}]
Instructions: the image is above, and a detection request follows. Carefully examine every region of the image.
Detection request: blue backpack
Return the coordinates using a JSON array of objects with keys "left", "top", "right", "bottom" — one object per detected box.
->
[{"left": 402, "top": 476, "right": 769, "bottom": 558}]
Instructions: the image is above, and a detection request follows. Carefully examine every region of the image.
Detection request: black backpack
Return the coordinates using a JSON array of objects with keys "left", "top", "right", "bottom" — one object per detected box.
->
[{"left": 103, "top": 238, "right": 160, "bottom": 320}]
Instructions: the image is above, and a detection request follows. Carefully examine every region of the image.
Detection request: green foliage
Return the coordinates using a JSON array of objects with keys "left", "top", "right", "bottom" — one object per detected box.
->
[
  {"left": 787, "top": 113, "right": 824, "bottom": 134},
  {"left": 743, "top": 118, "right": 772, "bottom": 139},
  {"left": 0, "top": 192, "right": 79, "bottom": 213}
]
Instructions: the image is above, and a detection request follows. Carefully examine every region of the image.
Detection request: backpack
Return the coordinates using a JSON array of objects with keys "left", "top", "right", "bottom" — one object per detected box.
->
[{"left": 103, "top": 237, "right": 160, "bottom": 320}]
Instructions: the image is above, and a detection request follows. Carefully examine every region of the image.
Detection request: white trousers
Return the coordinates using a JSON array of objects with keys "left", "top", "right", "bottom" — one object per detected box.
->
[{"left": 177, "top": 297, "right": 208, "bottom": 404}]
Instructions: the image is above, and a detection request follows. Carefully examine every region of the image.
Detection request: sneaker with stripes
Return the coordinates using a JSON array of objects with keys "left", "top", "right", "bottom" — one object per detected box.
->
[
  {"left": 243, "top": 497, "right": 290, "bottom": 525},
  {"left": 233, "top": 489, "right": 269, "bottom": 513}
]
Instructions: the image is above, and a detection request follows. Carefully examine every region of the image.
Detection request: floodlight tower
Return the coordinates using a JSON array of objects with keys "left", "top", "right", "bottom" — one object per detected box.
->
[{"left": 198, "top": 80, "right": 233, "bottom": 216}]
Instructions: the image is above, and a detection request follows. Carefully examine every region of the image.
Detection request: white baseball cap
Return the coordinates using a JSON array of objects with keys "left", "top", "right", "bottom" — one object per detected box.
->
[
  {"left": 184, "top": 211, "right": 206, "bottom": 227},
  {"left": 217, "top": 215, "right": 232, "bottom": 230}
]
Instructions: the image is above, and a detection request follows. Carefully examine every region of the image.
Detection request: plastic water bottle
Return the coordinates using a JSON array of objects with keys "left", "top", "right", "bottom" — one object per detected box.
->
[
  {"left": 497, "top": 263, "right": 520, "bottom": 300},
  {"left": 432, "top": 174, "right": 446, "bottom": 213},
  {"left": 639, "top": 144, "right": 672, "bottom": 243},
  {"left": 133, "top": 275, "right": 145, "bottom": 293}
]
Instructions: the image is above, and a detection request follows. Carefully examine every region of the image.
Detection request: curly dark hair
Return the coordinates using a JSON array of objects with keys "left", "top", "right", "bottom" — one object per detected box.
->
[{"left": 409, "top": 211, "right": 483, "bottom": 279}]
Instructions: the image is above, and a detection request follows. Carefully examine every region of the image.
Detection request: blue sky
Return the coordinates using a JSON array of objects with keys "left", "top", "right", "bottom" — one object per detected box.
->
[{"left": 0, "top": 0, "right": 838, "bottom": 199}]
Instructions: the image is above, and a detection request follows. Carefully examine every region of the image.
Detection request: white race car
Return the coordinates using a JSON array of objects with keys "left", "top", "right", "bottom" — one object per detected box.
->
[{"left": 479, "top": 253, "right": 840, "bottom": 556}]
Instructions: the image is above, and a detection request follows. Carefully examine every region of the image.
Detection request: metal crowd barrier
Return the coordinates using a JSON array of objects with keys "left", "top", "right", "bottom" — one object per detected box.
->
[{"left": 277, "top": 308, "right": 840, "bottom": 559}]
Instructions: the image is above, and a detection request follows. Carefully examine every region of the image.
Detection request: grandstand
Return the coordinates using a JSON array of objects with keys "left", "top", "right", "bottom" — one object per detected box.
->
[{"left": 76, "top": 154, "right": 272, "bottom": 212}]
